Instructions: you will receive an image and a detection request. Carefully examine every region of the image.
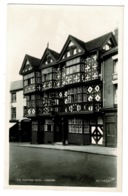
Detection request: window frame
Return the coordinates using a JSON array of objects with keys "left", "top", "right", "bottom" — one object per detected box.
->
[
  {"left": 11, "top": 107, "right": 16, "bottom": 119},
  {"left": 11, "top": 92, "right": 16, "bottom": 103}
]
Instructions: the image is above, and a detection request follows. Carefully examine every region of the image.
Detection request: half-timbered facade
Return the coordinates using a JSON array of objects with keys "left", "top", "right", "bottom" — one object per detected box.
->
[{"left": 19, "top": 30, "right": 118, "bottom": 147}]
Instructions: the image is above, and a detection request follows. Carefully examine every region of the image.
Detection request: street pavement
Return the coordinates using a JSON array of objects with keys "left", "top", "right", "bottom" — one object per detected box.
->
[
  {"left": 9, "top": 143, "right": 117, "bottom": 187},
  {"left": 19, "top": 143, "right": 117, "bottom": 157}
]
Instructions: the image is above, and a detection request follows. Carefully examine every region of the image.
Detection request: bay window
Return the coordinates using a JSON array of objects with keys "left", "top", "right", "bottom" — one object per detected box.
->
[{"left": 66, "top": 64, "right": 80, "bottom": 75}]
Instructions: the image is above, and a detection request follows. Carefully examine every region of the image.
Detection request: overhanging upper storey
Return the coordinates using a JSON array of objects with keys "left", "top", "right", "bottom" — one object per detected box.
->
[
  {"left": 40, "top": 48, "right": 60, "bottom": 90},
  {"left": 19, "top": 54, "right": 40, "bottom": 75},
  {"left": 19, "top": 54, "right": 41, "bottom": 94}
]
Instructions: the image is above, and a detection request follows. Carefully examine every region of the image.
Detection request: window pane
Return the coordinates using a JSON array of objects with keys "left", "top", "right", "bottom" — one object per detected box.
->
[
  {"left": 78, "top": 94, "right": 82, "bottom": 102},
  {"left": 66, "top": 67, "right": 69, "bottom": 75},
  {"left": 68, "top": 125, "right": 72, "bottom": 133},
  {"left": 24, "top": 80, "right": 28, "bottom": 86},
  {"left": 84, "top": 125, "right": 89, "bottom": 133},
  {"left": 36, "top": 78, "right": 41, "bottom": 83},
  {"left": 68, "top": 96, "right": 72, "bottom": 103},
  {"left": 31, "top": 95, "right": 35, "bottom": 100},
  {"left": 83, "top": 94, "right": 87, "bottom": 102},
  {"left": 11, "top": 93, "right": 16, "bottom": 102},
  {"left": 74, "top": 94, "right": 78, "bottom": 102},
  {"left": 75, "top": 125, "right": 78, "bottom": 133},
  {"left": 79, "top": 125, "right": 82, "bottom": 133},
  {"left": 76, "top": 64, "right": 80, "bottom": 72},
  {"left": 11, "top": 107, "right": 16, "bottom": 119},
  {"left": 30, "top": 78, "right": 35, "bottom": 84}
]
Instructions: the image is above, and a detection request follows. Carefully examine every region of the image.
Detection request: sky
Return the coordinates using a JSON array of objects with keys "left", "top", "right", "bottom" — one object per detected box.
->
[{"left": 7, "top": 5, "right": 123, "bottom": 83}]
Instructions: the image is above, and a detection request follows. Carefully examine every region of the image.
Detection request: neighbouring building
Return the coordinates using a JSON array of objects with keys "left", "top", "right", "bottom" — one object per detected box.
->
[
  {"left": 19, "top": 30, "right": 118, "bottom": 147},
  {"left": 9, "top": 80, "right": 31, "bottom": 142}
]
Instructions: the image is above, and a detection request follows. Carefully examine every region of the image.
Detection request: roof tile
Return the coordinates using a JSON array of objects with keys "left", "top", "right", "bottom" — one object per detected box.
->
[{"left": 10, "top": 80, "right": 23, "bottom": 91}]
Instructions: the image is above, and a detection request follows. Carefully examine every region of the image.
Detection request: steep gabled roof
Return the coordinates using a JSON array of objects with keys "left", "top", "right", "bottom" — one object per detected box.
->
[
  {"left": 70, "top": 35, "right": 86, "bottom": 50},
  {"left": 58, "top": 35, "right": 86, "bottom": 61},
  {"left": 10, "top": 80, "right": 23, "bottom": 92},
  {"left": 48, "top": 48, "right": 60, "bottom": 60},
  {"left": 58, "top": 32, "right": 117, "bottom": 61},
  {"left": 40, "top": 48, "right": 59, "bottom": 67},
  {"left": 19, "top": 54, "right": 40, "bottom": 75},
  {"left": 85, "top": 32, "right": 117, "bottom": 51},
  {"left": 101, "top": 46, "right": 118, "bottom": 59},
  {"left": 25, "top": 54, "right": 40, "bottom": 68}
]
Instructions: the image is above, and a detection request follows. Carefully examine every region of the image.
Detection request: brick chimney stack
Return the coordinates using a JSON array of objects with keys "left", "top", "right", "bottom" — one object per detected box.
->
[{"left": 114, "top": 28, "right": 118, "bottom": 44}]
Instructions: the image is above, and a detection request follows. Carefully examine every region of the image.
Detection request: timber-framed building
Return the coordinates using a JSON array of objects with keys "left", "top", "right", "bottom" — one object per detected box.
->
[{"left": 19, "top": 30, "right": 118, "bottom": 147}]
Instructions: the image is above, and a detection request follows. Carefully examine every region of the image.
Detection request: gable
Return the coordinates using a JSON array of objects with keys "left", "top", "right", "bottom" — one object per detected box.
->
[
  {"left": 40, "top": 48, "right": 59, "bottom": 67},
  {"left": 101, "top": 34, "right": 117, "bottom": 52},
  {"left": 43, "top": 53, "right": 55, "bottom": 65},
  {"left": 22, "top": 60, "right": 33, "bottom": 73},
  {"left": 59, "top": 36, "right": 86, "bottom": 61},
  {"left": 19, "top": 54, "right": 40, "bottom": 75}
]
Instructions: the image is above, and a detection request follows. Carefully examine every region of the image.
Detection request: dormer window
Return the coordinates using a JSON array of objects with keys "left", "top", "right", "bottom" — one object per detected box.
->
[
  {"left": 28, "top": 65, "right": 31, "bottom": 70},
  {"left": 103, "top": 44, "right": 110, "bottom": 51},
  {"left": 69, "top": 41, "right": 74, "bottom": 47},
  {"left": 23, "top": 60, "right": 32, "bottom": 72},
  {"left": 73, "top": 48, "right": 77, "bottom": 55},
  {"left": 67, "top": 51, "right": 70, "bottom": 57},
  {"left": 102, "top": 38, "right": 115, "bottom": 51}
]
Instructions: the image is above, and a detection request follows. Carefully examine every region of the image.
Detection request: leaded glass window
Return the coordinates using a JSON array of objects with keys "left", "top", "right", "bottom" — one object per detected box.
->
[
  {"left": 23, "top": 72, "right": 35, "bottom": 86},
  {"left": 68, "top": 118, "right": 83, "bottom": 134},
  {"left": 11, "top": 107, "right": 16, "bottom": 119},
  {"left": 67, "top": 87, "right": 83, "bottom": 103}
]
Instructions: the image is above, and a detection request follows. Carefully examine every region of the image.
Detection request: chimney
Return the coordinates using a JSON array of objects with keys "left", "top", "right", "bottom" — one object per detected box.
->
[{"left": 114, "top": 28, "right": 118, "bottom": 44}]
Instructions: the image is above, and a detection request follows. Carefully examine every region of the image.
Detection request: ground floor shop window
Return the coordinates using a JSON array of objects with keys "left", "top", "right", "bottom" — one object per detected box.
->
[
  {"left": 83, "top": 119, "right": 90, "bottom": 134},
  {"left": 83, "top": 125, "right": 89, "bottom": 134},
  {"left": 68, "top": 118, "right": 82, "bottom": 134},
  {"left": 68, "top": 117, "right": 103, "bottom": 135},
  {"left": 44, "top": 119, "right": 53, "bottom": 132}
]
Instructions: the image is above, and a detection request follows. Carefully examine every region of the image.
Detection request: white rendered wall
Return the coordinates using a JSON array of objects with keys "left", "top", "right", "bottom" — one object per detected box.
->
[{"left": 11, "top": 90, "right": 26, "bottom": 121}]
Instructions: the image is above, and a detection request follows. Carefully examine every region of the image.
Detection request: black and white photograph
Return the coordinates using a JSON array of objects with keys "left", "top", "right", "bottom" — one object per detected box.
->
[{"left": 5, "top": 3, "right": 123, "bottom": 191}]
